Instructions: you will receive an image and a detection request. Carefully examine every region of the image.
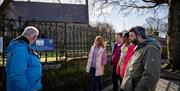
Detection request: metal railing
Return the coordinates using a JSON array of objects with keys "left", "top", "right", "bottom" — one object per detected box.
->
[{"left": 0, "top": 16, "right": 116, "bottom": 65}]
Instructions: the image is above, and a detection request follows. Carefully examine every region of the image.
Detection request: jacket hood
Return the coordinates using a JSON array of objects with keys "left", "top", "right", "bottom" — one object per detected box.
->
[
  {"left": 144, "top": 38, "right": 161, "bottom": 50},
  {"left": 6, "top": 39, "right": 28, "bottom": 54},
  {"left": 136, "top": 38, "right": 161, "bottom": 51}
]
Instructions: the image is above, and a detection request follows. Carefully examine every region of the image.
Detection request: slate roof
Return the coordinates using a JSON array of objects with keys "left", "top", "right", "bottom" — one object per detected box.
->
[{"left": 10, "top": 1, "right": 88, "bottom": 24}]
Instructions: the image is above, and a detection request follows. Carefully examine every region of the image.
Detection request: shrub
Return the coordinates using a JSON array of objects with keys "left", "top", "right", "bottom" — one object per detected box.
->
[
  {"left": 42, "top": 59, "right": 91, "bottom": 91},
  {"left": 42, "top": 58, "right": 112, "bottom": 91}
]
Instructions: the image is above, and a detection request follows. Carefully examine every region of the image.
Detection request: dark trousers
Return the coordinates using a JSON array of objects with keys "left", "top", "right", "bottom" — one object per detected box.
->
[
  {"left": 90, "top": 67, "right": 102, "bottom": 91},
  {"left": 112, "top": 65, "right": 123, "bottom": 91}
]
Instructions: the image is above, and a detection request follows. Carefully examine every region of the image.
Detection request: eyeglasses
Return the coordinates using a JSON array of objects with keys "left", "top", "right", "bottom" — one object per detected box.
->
[{"left": 33, "top": 35, "right": 38, "bottom": 39}]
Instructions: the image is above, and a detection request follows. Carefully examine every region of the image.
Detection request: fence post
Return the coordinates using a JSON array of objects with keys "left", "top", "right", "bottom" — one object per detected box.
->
[
  {"left": 2, "top": 15, "right": 5, "bottom": 65},
  {"left": 18, "top": 16, "right": 22, "bottom": 31},
  {"left": 85, "top": 27, "right": 87, "bottom": 57},
  {"left": 110, "top": 30, "right": 112, "bottom": 46},
  {"left": 64, "top": 23, "right": 67, "bottom": 61},
  {"left": 73, "top": 26, "right": 75, "bottom": 60},
  {"left": 70, "top": 25, "right": 73, "bottom": 58},
  {"left": 45, "top": 22, "right": 48, "bottom": 64},
  {"left": 55, "top": 22, "right": 58, "bottom": 61},
  {"left": 80, "top": 28, "right": 82, "bottom": 59}
]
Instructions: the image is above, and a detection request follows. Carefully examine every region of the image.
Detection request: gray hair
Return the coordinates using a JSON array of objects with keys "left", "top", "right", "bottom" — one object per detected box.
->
[{"left": 22, "top": 26, "right": 39, "bottom": 37}]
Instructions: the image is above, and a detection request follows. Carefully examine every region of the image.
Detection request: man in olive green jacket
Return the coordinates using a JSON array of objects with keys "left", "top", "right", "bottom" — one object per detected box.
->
[{"left": 121, "top": 26, "right": 161, "bottom": 91}]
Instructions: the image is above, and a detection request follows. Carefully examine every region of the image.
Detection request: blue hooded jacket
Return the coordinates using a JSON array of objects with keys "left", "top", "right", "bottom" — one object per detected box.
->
[{"left": 6, "top": 39, "right": 42, "bottom": 91}]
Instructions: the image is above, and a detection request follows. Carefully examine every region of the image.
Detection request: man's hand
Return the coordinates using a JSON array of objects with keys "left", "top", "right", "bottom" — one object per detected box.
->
[{"left": 116, "top": 61, "right": 120, "bottom": 75}]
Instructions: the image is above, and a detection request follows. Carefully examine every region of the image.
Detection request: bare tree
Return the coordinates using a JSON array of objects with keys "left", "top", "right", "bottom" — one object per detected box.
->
[
  {"left": 143, "top": 17, "right": 167, "bottom": 36},
  {"left": 91, "top": 0, "right": 180, "bottom": 71},
  {"left": 90, "top": 0, "right": 168, "bottom": 16},
  {"left": 94, "top": 22, "right": 113, "bottom": 32}
]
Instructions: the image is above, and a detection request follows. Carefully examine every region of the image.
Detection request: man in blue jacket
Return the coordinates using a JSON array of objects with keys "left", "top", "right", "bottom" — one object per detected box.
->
[{"left": 6, "top": 26, "right": 42, "bottom": 91}]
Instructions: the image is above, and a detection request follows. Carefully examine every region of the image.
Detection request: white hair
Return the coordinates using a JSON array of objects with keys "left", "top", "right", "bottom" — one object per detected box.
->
[{"left": 22, "top": 26, "right": 39, "bottom": 37}]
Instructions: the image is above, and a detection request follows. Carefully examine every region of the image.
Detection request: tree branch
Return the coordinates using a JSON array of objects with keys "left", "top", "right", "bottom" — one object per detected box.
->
[
  {"left": 143, "top": 0, "right": 168, "bottom": 4},
  {"left": 91, "top": 0, "right": 168, "bottom": 17},
  {"left": 124, "top": 3, "right": 161, "bottom": 9},
  {"left": 0, "top": 0, "right": 12, "bottom": 15},
  {"left": 142, "top": 0, "right": 153, "bottom": 3}
]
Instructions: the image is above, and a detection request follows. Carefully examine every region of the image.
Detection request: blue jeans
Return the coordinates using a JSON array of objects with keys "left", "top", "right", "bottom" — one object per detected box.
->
[{"left": 90, "top": 67, "right": 102, "bottom": 91}]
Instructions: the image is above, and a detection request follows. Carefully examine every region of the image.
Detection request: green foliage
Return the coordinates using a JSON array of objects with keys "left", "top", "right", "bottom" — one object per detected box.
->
[
  {"left": 42, "top": 60, "right": 91, "bottom": 91},
  {"left": 153, "top": 31, "right": 159, "bottom": 36},
  {"left": 42, "top": 58, "right": 112, "bottom": 91}
]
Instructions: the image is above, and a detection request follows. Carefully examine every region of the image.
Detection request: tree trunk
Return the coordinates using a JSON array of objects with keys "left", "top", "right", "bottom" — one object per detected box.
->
[{"left": 168, "top": 0, "right": 180, "bottom": 71}]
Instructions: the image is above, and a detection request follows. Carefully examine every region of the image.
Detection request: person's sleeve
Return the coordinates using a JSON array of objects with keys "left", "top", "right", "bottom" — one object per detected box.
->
[
  {"left": 135, "top": 47, "right": 161, "bottom": 91},
  {"left": 10, "top": 47, "right": 33, "bottom": 91},
  {"left": 88, "top": 46, "right": 93, "bottom": 58},
  {"left": 101, "top": 49, "right": 107, "bottom": 66}
]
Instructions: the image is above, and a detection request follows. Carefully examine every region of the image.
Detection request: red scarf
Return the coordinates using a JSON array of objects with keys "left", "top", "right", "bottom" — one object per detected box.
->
[{"left": 121, "top": 45, "right": 135, "bottom": 78}]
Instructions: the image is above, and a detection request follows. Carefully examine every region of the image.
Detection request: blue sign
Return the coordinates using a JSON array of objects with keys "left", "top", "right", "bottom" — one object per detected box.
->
[{"left": 32, "top": 38, "right": 54, "bottom": 51}]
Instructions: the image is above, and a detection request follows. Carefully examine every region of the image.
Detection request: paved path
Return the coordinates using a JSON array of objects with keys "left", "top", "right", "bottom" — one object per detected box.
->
[
  {"left": 155, "top": 79, "right": 180, "bottom": 91},
  {"left": 102, "top": 78, "right": 180, "bottom": 91}
]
